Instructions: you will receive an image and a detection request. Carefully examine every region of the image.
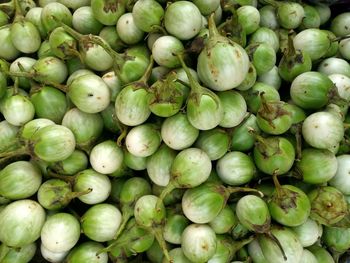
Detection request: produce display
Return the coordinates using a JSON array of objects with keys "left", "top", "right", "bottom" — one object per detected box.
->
[{"left": 0, "top": 0, "right": 350, "bottom": 262}]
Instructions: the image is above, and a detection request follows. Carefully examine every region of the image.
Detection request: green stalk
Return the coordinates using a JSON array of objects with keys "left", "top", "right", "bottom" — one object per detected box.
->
[
  {"left": 13, "top": 0, "right": 23, "bottom": 22},
  {"left": 272, "top": 173, "right": 283, "bottom": 199},
  {"left": 208, "top": 13, "right": 220, "bottom": 39},
  {"left": 88, "top": 34, "right": 133, "bottom": 71},
  {"left": 13, "top": 61, "right": 26, "bottom": 95},
  {"left": 135, "top": 56, "right": 154, "bottom": 87},
  {"left": 248, "top": 129, "right": 269, "bottom": 152},
  {"left": 259, "top": 93, "right": 274, "bottom": 117},
  {"left": 0, "top": 145, "right": 28, "bottom": 159},
  {"left": 149, "top": 25, "right": 167, "bottom": 35},
  {"left": 56, "top": 17, "right": 132, "bottom": 71},
  {"left": 177, "top": 53, "right": 199, "bottom": 93},
  {"left": 332, "top": 35, "right": 350, "bottom": 42},
  {"left": 227, "top": 186, "right": 264, "bottom": 197},
  {"left": 174, "top": 78, "right": 191, "bottom": 89},
  {"left": 54, "top": 17, "right": 83, "bottom": 40},
  {"left": 151, "top": 226, "right": 171, "bottom": 262},
  {"left": 265, "top": 231, "right": 287, "bottom": 261},
  {"left": 285, "top": 32, "right": 297, "bottom": 57},
  {"left": 97, "top": 233, "right": 143, "bottom": 255},
  {"left": 177, "top": 53, "right": 220, "bottom": 107},
  {"left": 3, "top": 70, "right": 31, "bottom": 79},
  {"left": 116, "top": 123, "right": 128, "bottom": 147},
  {"left": 13, "top": 76, "right": 19, "bottom": 95},
  {"left": 156, "top": 182, "right": 176, "bottom": 210},
  {"left": 96, "top": 239, "right": 129, "bottom": 255},
  {"left": 231, "top": 235, "right": 255, "bottom": 256},
  {"left": 47, "top": 169, "right": 76, "bottom": 184},
  {"left": 259, "top": 96, "right": 291, "bottom": 127},
  {"left": 42, "top": 81, "right": 67, "bottom": 93},
  {"left": 294, "top": 123, "right": 303, "bottom": 161},
  {"left": 113, "top": 208, "right": 133, "bottom": 240},
  {"left": 2, "top": 68, "right": 68, "bottom": 92},
  {"left": 67, "top": 188, "right": 92, "bottom": 199},
  {"left": 29, "top": 81, "right": 43, "bottom": 95}
]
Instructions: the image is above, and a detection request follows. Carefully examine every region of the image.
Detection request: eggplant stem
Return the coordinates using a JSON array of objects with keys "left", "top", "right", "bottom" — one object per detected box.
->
[
  {"left": 177, "top": 53, "right": 221, "bottom": 108},
  {"left": 87, "top": 34, "right": 114, "bottom": 54},
  {"left": 13, "top": 0, "right": 23, "bottom": 21},
  {"left": 96, "top": 244, "right": 114, "bottom": 255},
  {"left": 175, "top": 78, "right": 190, "bottom": 89},
  {"left": 138, "top": 56, "right": 154, "bottom": 85},
  {"left": 282, "top": 30, "right": 297, "bottom": 56},
  {"left": 96, "top": 225, "right": 141, "bottom": 255},
  {"left": 149, "top": 25, "right": 167, "bottom": 35},
  {"left": 96, "top": 239, "right": 130, "bottom": 255},
  {"left": 66, "top": 48, "right": 83, "bottom": 62},
  {"left": 4, "top": 70, "right": 32, "bottom": 79},
  {"left": 44, "top": 81, "right": 67, "bottom": 93},
  {"left": 259, "top": 92, "right": 272, "bottom": 114},
  {"left": 272, "top": 172, "right": 283, "bottom": 199},
  {"left": 266, "top": 231, "right": 287, "bottom": 261},
  {"left": 240, "top": 235, "right": 255, "bottom": 247},
  {"left": 156, "top": 183, "right": 175, "bottom": 209},
  {"left": 55, "top": 17, "right": 132, "bottom": 71},
  {"left": 208, "top": 13, "right": 219, "bottom": 38},
  {"left": 332, "top": 35, "right": 350, "bottom": 42},
  {"left": 16, "top": 61, "right": 26, "bottom": 73},
  {"left": 151, "top": 226, "right": 172, "bottom": 262},
  {"left": 113, "top": 209, "right": 133, "bottom": 240},
  {"left": 55, "top": 17, "right": 83, "bottom": 40},
  {"left": 227, "top": 186, "right": 264, "bottom": 197},
  {"left": 88, "top": 34, "right": 134, "bottom": 71},
  {"left": 68, "top": 188, "right": 92, "bottom": 199},
  {"left": 232, "top": 235, "right": 255, "bottom": 255},
  {"left": 176, "top": 53, "right": 197, "bottom": 89},
  {"left": 47, "top": 169, "right": 76, "bottom": 184},
  {"left": 249, "top": 130, "right": 268, "bottom": 151},
  {"left": 116, "top": 124, "right": 128, "bottom": 147},
  {"left": 96, "top": 233, "right": 143, "bottom": 256},
  {"left": 294, "top": 123, "right": 303, "bottom": 161},
  {"left": 3, "top": 69, "right": 68, "bottom": 92},
  {"left": 13, "top": 76, "right": 19, "bottom": 95},
  {"left": 0, "top": 145, "right": 28, "bottom": 159}
]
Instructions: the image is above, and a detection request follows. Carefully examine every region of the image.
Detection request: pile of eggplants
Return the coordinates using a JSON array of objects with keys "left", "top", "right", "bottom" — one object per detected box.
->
[{"left": 0, "top": 0, "right": 350, "bottom": 262}]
